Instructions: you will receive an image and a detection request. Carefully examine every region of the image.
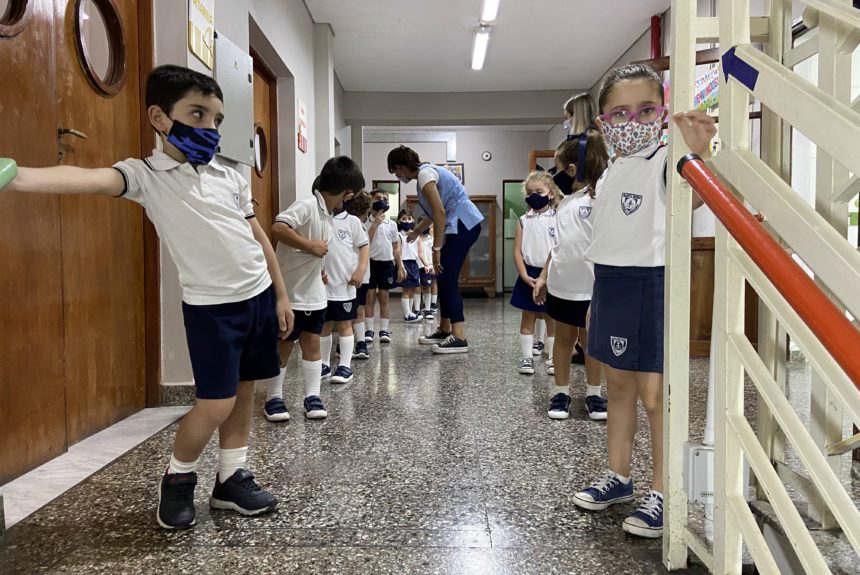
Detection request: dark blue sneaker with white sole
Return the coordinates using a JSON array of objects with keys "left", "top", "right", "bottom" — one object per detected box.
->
[
  {"left": 331, "top": 365, "right": 354, "bottom": 384},
  {"left": 157, "top": 471, "right": 197, "bottom": 529},
  {"left": 532, "top": 341, "right": 545, "bottom": 356},
  {"left": 379, "top": 330, "right": 392, "bottom": 343},
  {"left": 547, "top": 392, "right": 571, "bottom": 420},
  {"left": 364, "top": 330, "right": 374, "bottom": 343},
  {"left": 352, "top": 341, "right": 369, "bottom": 359},
  {"left": 321, "top": 364, "right": 332, "bottom": 381},
  {"left": 573, "top": 472, "right": 635, "bottom": 511},
  {"left": 263, "top": 397, "right": 290, "bottom": 422},
  {"left": 623, "top": 491, "right": 664, "bottom": 538},
  {"left": 304, "top": 395, "right": 328, "bottom": 419},
  {"left": 585, "top": 395, "right": 608, "bottom": 421},
  {"left": 209, "top": 469, "right": 277, "bottom": 516}
]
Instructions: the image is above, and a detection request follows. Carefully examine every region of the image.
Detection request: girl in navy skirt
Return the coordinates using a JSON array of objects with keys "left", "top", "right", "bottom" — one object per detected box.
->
[
  {"left": 397, "top": 210, "right": 422, "bottom": 323},
  {"left": 511, "top": 172, "right": 559, "bottom": 375}
]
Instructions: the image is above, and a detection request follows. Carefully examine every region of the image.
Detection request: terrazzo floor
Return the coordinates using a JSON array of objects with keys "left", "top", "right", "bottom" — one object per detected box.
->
[{"left": 0, "top": 299, "right": 855, "bottom": 574}]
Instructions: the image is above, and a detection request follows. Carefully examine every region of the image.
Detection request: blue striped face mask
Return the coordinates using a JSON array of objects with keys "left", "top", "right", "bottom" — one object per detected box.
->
[{"left": 165, "top": 119, "right": 221, "bottom": 165}]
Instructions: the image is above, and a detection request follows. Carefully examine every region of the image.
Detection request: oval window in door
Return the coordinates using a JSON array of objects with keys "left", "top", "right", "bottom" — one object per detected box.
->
[
  {"left": 74, "top": 0, "right": 126, "bottom": 96},
  {"left": 254, "top": 124, "right": 269, "bottom": 177},
  {"left": 0, "top": 0, "right": 33, "bottom": 37}
]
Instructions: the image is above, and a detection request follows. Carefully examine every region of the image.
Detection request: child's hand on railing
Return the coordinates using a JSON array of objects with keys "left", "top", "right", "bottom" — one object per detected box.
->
[{"left": 673, "top": 111, "right": 717, "bottom": 159}]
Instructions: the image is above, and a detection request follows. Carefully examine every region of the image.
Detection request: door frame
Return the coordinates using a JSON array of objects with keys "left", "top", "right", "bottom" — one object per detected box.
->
[{"left": 250, "top": 46, "right": 280, "bottom": 220}]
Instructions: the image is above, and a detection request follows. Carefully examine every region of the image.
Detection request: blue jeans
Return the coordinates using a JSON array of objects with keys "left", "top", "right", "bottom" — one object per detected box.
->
[{"left": 437, "top": 220, "right": 481, "bottom": 325}]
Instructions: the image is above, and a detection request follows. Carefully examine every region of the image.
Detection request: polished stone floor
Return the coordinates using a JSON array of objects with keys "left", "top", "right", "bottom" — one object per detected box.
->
[{"left": 0, "top": 299, "right": 854, "bottom": 574}]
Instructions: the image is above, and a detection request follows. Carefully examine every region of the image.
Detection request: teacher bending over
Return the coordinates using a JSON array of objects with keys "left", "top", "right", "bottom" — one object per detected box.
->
[{"left": 388, "top": 145, "right": 483, "bottom": 354}]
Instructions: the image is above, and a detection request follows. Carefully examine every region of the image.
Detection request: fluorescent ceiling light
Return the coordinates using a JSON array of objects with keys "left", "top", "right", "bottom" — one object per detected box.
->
[
  {"left": 471, "top": 27, "right": 490, "bottom": 70},
  {"left": 481, "top": 0, "right": 500, "bottom": 22}
]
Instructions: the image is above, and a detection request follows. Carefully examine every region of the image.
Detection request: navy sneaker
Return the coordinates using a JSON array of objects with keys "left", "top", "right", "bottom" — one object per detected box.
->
[
  {"left": 331, "top": 365, "right": 354, "bottom": 384},
  {"left": 547, "top": 392, "right": 571, "bottom": 420},
  {"left": 585, "top": 395, "right": 608, "bottom": 421},
  {"left": 573, "top": 472, "right": 635, "bottom": 511},
  {"left": 352, "top": 341, "right": 370, "bottom": 360},
  {"left": 379, "top": 330, "right": 392, "bottom": 343},
  {"left": 209, "top": 469, "right": 278, "bottom": 516},
  {"left": 431, "top": 302, "right": 438, "bottom": 312},
  {"left": 304, "top": 395, "right": 328, "bottom": 419},
  {"left": 432, "top": 335, "right": 469, "bottom": 354},
  {"left": 532, "top": 341, "right": 545, "bottom": 356},
  {"left": 157, "top": 471, "right": 197, "bottom": 529},
  {"left": 419, "top": 328, "right": 450, "bottom": 345},
  {"left": 423, "top": 310, "right": 435, "bottom": 321},
  {"left": 321, "top": 363, "right": 332, "bottom": 381},
  {"left": 571, "top": 342, "right": 585, "bottom": 365},
  {"left": 404, "top": 314, "right": 423, "bottom": 323},
  {"left": 623, "top": 491, "right": 664, "bottom": 538},
  {"left": 364, "top": 330, "right": 374, "bottom": 343},
  {"left": 263, "top": 397, "right": 290, "bottom": 422}
]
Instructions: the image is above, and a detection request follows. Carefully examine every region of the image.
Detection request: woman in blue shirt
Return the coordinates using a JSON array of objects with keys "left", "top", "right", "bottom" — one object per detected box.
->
[{"left": 388, "top": 145, "right": 483, "bottom": 354}]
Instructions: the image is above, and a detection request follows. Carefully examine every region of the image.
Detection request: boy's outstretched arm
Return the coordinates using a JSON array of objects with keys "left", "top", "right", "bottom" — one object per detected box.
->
[
  {"left": 248, "top": 217, "right": 294, "bottom": 338},
  {"left": 2, "top": 164, "right": 125, "bottom": 196}
]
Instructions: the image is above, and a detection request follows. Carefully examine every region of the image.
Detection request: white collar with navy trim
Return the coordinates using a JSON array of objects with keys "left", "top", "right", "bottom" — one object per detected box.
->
[{"left": 145, "top": 149, "right": 228, "bottom": 173}]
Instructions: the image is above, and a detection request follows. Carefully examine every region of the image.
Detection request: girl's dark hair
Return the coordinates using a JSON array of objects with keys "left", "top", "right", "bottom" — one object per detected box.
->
[
  {"left": 387, "top": 145, "right": 422, "bottom": 172},
  {"left": 146, "top": 65, "right": 224, "bottom": 115},
  {"left": 319, "top": 156, "right": 365, "bottom": 195},
  {"left": 598, "top": 63, "right": 664, "bottom": 113},
  {"left": 397, "top": 209, "right": 412, "bottom": 219},
  {"left": 556, "top": 129, "right": 609, "bottom": 196},
  {"left": 347, "top": 190, "right": 373, "bottom": 218}
]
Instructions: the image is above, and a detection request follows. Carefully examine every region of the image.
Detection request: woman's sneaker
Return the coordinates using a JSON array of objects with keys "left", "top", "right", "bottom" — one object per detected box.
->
[
  {"left": 209, "top": 469, "right": 278, "bottom": 516},
  {"left": 547, "top": 393, "right": 571, "bottom": 419},
  {"left": 419, "top": 328, "right": 450, "bottom": 345},
  {"left": 532, "top": 341, "right": 545, "bottom": 356},
  {"left": 157, "top": 471, "right": 197, "bottom": 529},
  {"left": 304, "top": 395, "right": 328, "bottom": 419},
  {"left": 573, "top": 471, "right": 635, "bottom": 511},
  {"left": 352, "top": 341, "right": 370, "bottom": 359},
  {"left": 585, "top": 395, "right": 608, "bottom": 421},
  {"left": 545, "top": 358, "right": 555, "bottom": 375},
  {"left": 364, "top": 329, "right": 374, "bottom": 343},
  {"left": 379, "top": 330, "right": 392, "bottom": 343},
  {"left": 517, "top": 357, "right": 535, "bottom": 374},
  {"left": 263, "top": 398, "right": 290, "bottom": 422},
  {"left": 622, "top": 491, "right": 664, "bottom": 538},
  {"left": 432, "top": 335, "right": 469, "bottom": 354},
  {"left": 330, "top": 365, "right": 354, "bottom": 384}
]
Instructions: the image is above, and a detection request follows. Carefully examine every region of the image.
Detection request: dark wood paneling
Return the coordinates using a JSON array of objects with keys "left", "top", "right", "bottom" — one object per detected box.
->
[
  {"left": 0, "top": 0, "right": 68, "bottom": 484},
  {"left": 56, "top": 0, "right": 146, "bottom": 443}
]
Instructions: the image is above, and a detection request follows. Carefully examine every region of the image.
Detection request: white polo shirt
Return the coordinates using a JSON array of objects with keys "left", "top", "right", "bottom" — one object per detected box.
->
[
  {"left": 519, "top": 208, "right": 557, "bottom": 268},
  {"left": 420, "top": 234, "right": 433, "bottom": 267},
  {"left": 366, "top": 218, "right": 399, "bottom": 261},
  {"left": 547, "top": 189, "right": 596, "bottom": 301},
  {"left": 325, "top": 212, "right": 369, "bottom": 301},
  {"left": 399, "top": 231, "right": 419, "bottom": 261},
  {"left": 275, "top": 191, "right": 333, "bottom": 311},
  {"left": 585, "top": 143, "right": 669, "bottom": 267},
  {"left": 113, "top": 150, "right": 270, "bottom": 305}
]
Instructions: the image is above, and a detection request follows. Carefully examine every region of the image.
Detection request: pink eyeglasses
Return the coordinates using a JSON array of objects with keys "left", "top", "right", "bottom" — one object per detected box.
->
[{"left": 598, "top": 104, "right": 668, "bottom": 126}]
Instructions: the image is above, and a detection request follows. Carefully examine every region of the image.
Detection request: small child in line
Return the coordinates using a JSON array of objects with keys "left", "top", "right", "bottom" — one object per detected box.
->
[
  {"left": 418, "top": 227, "right": 438, "bottom": 319},
  {"left": 345, "top": 191, "right": 374, "bottom": 360},
  {"left": 364, "top": 190, "right": 406, "bottom": 343},
  {"left": 397, "top": 210, "right": 423, "bottom": 323}
]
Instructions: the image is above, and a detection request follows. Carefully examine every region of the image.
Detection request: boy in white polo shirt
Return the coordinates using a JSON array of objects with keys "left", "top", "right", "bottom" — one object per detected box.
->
[
  {"left": 364, "top": 189, "right": 406, "bottom": 343},
  {"left": 264, "top": 157, "right": 365, "bottom": 421},
  {"left": 1, "top": 65, "right": 292, "bottom": 530}
]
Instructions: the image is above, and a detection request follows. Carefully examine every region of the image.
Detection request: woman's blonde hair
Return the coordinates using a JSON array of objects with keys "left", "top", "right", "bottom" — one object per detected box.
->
[
  {"left": 521, "top": 171, "right": 561, "bottom": 209},
  {"left": 563, "top": 93, "right": 597, "bottom": 134}
]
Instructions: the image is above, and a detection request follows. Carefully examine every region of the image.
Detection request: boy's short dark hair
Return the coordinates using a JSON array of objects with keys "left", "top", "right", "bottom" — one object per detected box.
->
[
  {"left": 319, "top": 156, "right": 365, "bottom": 195},
  {"left": 146, "top": 65, "right": 224, "bottom": 116},
  {"left": 397, "top": 209, "right": 412, "bottom": 219}
]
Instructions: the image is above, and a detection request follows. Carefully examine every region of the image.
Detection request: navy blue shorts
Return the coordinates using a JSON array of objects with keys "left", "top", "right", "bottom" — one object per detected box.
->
[
  {"left": 326, "top": 299, "right": 358, "bottom": 322},
  {"left": 510, "top": 264, "right": 544, "bottom": 313},
  {"left": 286, "top": 307, "right": 326, "bottom": 342},
  {"left": 588, "top": 264, "right": 664, "bottom": 373},
  {"left": 546, "top": 293, "right": 590, "bottom": 328},
  {"left": 399, "top": 260, "right": 420, "bottom": 289},
  {"left": 420, "top": 269, "right": 435, "bottom": 286},
  {"left": 182, "top": 285, "right": 280, "bottom": 400},
  {"left": 356, "top": 283, "right": 369, "bottom": 306},
  {"left": 369, "top": 259, "right": 396, "bottom": 290}
]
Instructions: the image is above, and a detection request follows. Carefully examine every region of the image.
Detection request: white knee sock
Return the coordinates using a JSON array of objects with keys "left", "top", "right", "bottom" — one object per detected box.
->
[
  {"left": 218, "top": 446, "right": 247, "bottom": 482},
  {"left": 302, "top": 359, "right": 322, "bottom": 398},
  {"left": 401, "top": 298, "right": 412, "bottom": 318},
  {"left": 168, "top": 454, "right": 199, "bottom": 475},
  {"left": 354, "top": 322, "right": 365, "bottom": 340},
  {"left": 520, "top": 334, "right": 533, "bottom": 360},
  {"left": 535, "top": 319, "right": 546, "bottom": 343},
  {"left": 546, "top": 336, "right": 555, "bottom": 359},
  {"left": 266, "top": 367, "right": 286, "bottom": 401},
  {"left": 367, "top": 317, "right": 375, "bottom": 332},
  {"left": 412, "top": 294, "right": 421, "bottom": 313},
  {"left": 381, "top": 318, "right": 390, "bottom": 331},
  {"left": 339, "top": 335, "right": 354, "bottom": 369},
  {"left": 320, "top": 335, "right": 333, "bottom": 367},
  {"left": 431, "top": 294, "right": 437, "bottom": 306}
]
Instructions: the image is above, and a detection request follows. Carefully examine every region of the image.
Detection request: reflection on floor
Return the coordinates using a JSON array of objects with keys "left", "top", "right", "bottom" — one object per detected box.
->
[{"left": 0, "top": 299, "right": 853, "bottom": 574}]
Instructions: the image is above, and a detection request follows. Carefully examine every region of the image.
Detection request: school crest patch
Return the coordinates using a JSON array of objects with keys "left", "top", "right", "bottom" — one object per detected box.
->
[
  {"left": 548, "top": 226, "right": 556, "bottom": 238},
  {"left": 232, "top": 192, "right": 241, "bottom": 208},
  {"left": 578, "top": 206, "right": 592, "bottom": 219},
  {"left": 338, "top": 229, "right": 348, "bottom": 240},
  {"left": 610, "top": 336, "right": 628, "bottom": 357},
  {"left": 343, "top": 302, "right": 352, "bottom": 313},
  {"left": 621, "top": 193, "right": 642, "bottom": 215}
]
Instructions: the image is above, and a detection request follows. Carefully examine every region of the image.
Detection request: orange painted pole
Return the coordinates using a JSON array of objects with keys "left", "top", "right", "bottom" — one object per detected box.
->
[{"left": 677, "top": 154, "right": 860, "bottom": 389}]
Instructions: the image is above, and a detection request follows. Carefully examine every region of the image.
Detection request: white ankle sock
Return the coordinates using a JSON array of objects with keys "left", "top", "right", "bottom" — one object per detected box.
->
[
  {"left": 401, "top": 298, "right": 412, "bottom": 318},
  {"left": 339, "top": 335, "right": 354, "bottom": 369},
  {"left": 168, "top": 454, "right": 199, "bottom": 475},
  {"left": 266, "top": 367, "right": 286, "bottom": 401},
  {"left": 303, "top": 359, "right": 322, "bottom": 397},
  {"left": 545, "top": 336, "right": 555, "bottom": 359},
  {"left": 612, "top": 470, "right": 631, "bottom": 484},
  {"left": 587, "top": 385, "right": 602, "bottom": 397},
  {"left": 553, "top": 385, "right": 571, "bottom": 396},
  {"left": 412, "top": 294, "right": 421, "bottom": 313},
  {"left": 381, "top": 318, "right": 390, "bottom": 331},
  {"left": 218, "top": 446, "right": 247, "bottom": 482},
  {"left": 520, "top": 334, "right": 533, "bottom": 360},
  {"left": 535, "top": 319, "right": 546, "bottom": 343},
  {"left": 320, "top": 335, "right": 333, "bottom": 367}
]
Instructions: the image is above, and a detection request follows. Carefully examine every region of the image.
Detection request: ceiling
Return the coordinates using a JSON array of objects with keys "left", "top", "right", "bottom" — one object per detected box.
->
[{"left": 305, "top": 0, "right": 671, "bottom": 93}]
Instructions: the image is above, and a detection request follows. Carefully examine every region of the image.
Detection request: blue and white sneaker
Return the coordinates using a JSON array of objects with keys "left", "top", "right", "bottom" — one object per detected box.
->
[
  {"left": 532, "top": 341, "right": 545, "bottom": 356},
  {"left": 364, "top": 330, "right": 374, "bottom": 343},
  {"left": 379, "top": 330, "right": 392, "bottom": 343},
  {"left": 352, "top": 341, "right": 370, "bottom": 360},
  {"left": 573, "top": 472, "right": 635, "bottom": 511},
  {"left": 404, "top": 314, "right": 423, "bottom": 323},
  {"left": 547, "top": 392, "right": 571, "bottom": 420},
  {"left": 585, "top": 395, "right": 608, "bottom": 421},
  {"left": 423, "top": 309, "right": 435, "bottom": 321},
  {"left": 331, "top": 365, "right": 354, "bottom": 384},
  {"left": 303, "top": 395, "right": 327, "bottom": 419},
  {"left": 430, "top": 302, "right": 438, "bottom": 312},
  {"left": 321, "top": 364, "right": 332, "bottom": 381},
  {"left": 263, "top": 398, "right": 290, "bottom": 422},
  {"left": 623, "top": 491, "right": 664, "bottom": 538}
]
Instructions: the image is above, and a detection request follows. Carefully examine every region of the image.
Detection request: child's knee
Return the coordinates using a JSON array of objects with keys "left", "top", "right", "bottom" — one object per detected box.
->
[
  {"left": 194, "top": 397, "right": 236, "bottom": 425},
  {"left": 640, "top": 391, "right": 663, "bottom": 414}
]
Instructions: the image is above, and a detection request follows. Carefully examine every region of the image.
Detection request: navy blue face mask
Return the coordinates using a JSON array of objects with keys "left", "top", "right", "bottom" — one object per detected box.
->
[
  {"left": 525, "top": 193, "right": 551, "bottom": 211},
  {"left": 398, "top": 221, "right": 414, "bottom": 231},
  {"left": 166, "top": 118, "right": 220, "bottom": 165},
  {"left": 553, "top": 170, "right": 574, "bottom": 195},
  {"left": 373, "top": 199, "right": 389, "bottom": 212}
]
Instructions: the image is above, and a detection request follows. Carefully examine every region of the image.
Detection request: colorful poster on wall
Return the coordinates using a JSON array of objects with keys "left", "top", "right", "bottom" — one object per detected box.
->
[
  {"left": 694, "top": 66, "right": 720, "bottom": 111},
  {"left": 297, "top": 99, "right": 308, "bottom": 153},
  {"left": 188, "top": 0, "right": 215, "bottom": 69}
]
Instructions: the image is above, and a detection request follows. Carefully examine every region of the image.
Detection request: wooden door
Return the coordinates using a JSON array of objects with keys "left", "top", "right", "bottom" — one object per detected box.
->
[
  {"left": 0, "top": 0, "right": 68, "bottom": 484},
  {"left": 251, "top": 59, "right": 278, "bottom": 240},
  {"left": 54, "top": 0, "right": 146, "bottom": 443}
]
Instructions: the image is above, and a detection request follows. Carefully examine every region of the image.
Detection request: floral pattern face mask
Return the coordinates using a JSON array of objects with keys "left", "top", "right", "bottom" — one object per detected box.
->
[{"left": 601, "top": 118, "right": 663, "bottom": 157}]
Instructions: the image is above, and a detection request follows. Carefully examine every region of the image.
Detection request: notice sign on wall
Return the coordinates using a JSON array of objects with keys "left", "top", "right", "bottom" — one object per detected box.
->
[
  {"left": 297, "top": 99, "right": 308, "bottom": 153},
  {"left": 189, "top": 0, "right": 215, "bottom": 69}
]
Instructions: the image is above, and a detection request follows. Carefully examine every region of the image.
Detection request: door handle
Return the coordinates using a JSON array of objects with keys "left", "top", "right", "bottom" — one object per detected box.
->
[{"left": 58, "top": 128, "right": 89, "bottom": 139}]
